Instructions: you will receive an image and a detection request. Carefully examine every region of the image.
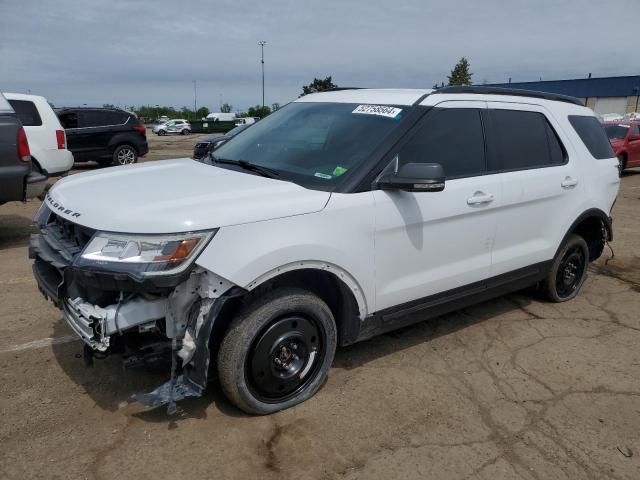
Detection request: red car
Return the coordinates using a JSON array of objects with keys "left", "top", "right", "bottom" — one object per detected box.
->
[{"left": 604, "top": 121, "right": 640, "bottom": 172}]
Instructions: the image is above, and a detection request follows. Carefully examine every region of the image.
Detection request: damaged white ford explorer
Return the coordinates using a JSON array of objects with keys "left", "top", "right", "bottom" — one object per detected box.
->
[{"left": 30, "top": 87, "right": 619, "bottom": 414}]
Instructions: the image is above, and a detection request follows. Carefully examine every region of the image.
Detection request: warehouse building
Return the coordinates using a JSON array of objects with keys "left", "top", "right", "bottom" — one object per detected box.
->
[{"left": 485, "top": 75, "right": 640, "bottom": 115}]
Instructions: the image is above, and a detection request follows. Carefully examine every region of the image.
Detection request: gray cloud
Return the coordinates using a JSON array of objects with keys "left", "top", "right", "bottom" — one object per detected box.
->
[{"left": 1, "top": 0, "right": 638, "bottom": 111}]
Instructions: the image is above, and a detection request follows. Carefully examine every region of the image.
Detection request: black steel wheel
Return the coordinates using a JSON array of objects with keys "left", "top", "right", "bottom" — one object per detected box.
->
[
  {"left": 247, "top": 314, "right": 325, "bottom": 403},
  {"left": 543, "top": 234, "right": 589, "bottom": 302},
  {"left": 218, "top": 288, "right": 337, "bottom": 415}
]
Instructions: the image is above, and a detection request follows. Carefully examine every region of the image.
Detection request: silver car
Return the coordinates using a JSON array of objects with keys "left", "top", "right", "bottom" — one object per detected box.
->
[{"left": 153, "top": 119, "right": 191, "bottom": 136}]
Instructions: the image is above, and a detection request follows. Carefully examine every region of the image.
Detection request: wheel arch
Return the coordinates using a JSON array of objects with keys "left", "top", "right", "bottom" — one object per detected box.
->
[
  {"left": 212, "top": 263, "right": 367, "bottom": 349},
  {"left": 556, "top": 208, "right": 612, "bottom": 262}
]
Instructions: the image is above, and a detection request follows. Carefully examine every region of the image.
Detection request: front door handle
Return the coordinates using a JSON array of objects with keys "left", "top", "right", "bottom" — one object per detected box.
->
[
  {"left": 467, "top": 192, "right": 494, "bottom": 206},
  {"left": 561, "top": 176, "right": 578, "bottom": 189}
]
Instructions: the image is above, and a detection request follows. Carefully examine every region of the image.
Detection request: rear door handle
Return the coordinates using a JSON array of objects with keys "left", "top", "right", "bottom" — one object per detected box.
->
[
  {"left": 561, "top": 177, "right": 578, "bottom": 189},
  {"left": 467, "top": 192, "right": 494, "bottom": 206}
]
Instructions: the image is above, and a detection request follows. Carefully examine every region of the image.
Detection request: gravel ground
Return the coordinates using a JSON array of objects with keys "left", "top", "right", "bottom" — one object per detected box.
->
[{"left": 1, "top": 132, "right": 639, "bottom": 480}]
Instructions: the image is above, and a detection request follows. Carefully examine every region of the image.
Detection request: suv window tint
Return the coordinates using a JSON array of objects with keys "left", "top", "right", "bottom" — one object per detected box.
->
[
  {"left": 568, "top": 115, "right": 615, "bottom": 159},
  {"left": 396, "top": 108, "right": 485, "bottom": 178},
  {"left": 105, "top": 111, "right": 128, "bottom": 125},
  {"left": 80, "top": 110, "right": 111, "bottom": 128},
  {"left": 58, "top": 111, "right": 78, "bottom": 129},
  {"left": 488, "top": 109, "right": 566, "bottom": 171},
  {"left": 631, "top": 124, "right": 640, "bottom": 136},
  {"left": 8, "top": 100, "right": 42, "bottom": 126}
]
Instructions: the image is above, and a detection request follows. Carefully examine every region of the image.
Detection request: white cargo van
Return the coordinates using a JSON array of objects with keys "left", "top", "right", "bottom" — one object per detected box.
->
[{"left": 206, "top": 112, "right": 237, "bottom": 122}]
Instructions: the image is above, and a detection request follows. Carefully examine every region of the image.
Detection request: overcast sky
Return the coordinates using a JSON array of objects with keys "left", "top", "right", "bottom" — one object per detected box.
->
[{"left": 1, "top": 0, "right": 638, "bottom": 112}]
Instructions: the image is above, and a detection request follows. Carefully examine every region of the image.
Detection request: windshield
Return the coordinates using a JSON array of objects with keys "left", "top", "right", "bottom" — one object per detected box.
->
[
  {"left": 604, "top": 124, "right": 629, "bottom": 140},
  {"left": 212, "top": 102, "right": 408, "bottom": 189},
  {"left": 226, "top": 125, "right": 246, "bottom": 137}
]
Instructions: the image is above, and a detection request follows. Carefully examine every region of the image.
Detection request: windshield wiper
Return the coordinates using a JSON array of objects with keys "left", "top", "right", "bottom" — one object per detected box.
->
[{"left": 213, "top": 157, "right": 280, "bottom": 179}]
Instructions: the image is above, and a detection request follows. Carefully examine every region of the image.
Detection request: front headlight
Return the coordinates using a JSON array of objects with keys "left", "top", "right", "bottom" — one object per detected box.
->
[{"left": 75, "top": 230, "right": 216, "bottom": 277}]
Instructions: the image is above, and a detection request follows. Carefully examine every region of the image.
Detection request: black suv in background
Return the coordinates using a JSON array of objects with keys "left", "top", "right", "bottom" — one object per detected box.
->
[{"left": 56, "top": 108, "right": 148, "bottom": 166}]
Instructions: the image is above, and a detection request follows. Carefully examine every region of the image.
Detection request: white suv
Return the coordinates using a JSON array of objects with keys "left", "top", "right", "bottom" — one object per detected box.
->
[
  {"left": 152, "top": 119, "right": 191, "bottom": 135},
  {"left": 30, "top": 87, "right": 619, "bottom": 414},
  {"left": 4, "top": 93, "right": 74, "bottom": 177}
]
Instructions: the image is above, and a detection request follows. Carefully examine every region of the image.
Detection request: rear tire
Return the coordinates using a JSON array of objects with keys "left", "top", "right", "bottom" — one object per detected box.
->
[
  {"left": 112, "top": 144, "right": 138, "bottom": 165},
  {"left": 181, "top": 129, "right": 191, "bottom": 135},
  {"left": 157, "top": 130, "right": 166, "bottom": 136},
  {"left": 217, "top": 288, "right": 337, "bottom": 415},
  {"left": 542, "top": 234, "right": 589, "bottom": 302}
]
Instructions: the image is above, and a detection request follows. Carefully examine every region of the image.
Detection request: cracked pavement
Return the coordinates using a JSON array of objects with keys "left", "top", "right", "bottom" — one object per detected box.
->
[{"left": 1, "top": 136, "right": 639, "bottom": 479}]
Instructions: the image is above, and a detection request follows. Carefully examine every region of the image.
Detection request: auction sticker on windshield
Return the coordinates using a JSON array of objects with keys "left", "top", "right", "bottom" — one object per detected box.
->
[{"left": 352, "top": 105, "right": 402, "bottom": 118}]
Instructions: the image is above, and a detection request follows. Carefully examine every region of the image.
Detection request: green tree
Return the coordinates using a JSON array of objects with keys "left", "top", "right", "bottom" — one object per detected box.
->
[
  {"left": 447, "top": 57, "right": 473, "bottom": 86},
  {"left": 247, "top": 105, "right": 271, "bottom": 118},
  {"left": 271, "top": 102, "right": 280, "bottom": 112},
  {"left": 301, "top": 76, "right": 337, "bottom": 96},
  {"left": 102, "top": 103, "right": 116, "bottom": 109},
  {"left": 196, "top": 106, "right": 210, "bottom": 118},
  {"left": 220, "top": 103, "right": 233, "bottom": 113}
]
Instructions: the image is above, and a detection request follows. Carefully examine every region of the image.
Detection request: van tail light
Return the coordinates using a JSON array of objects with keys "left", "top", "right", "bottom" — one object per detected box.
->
[
  {"left": 17, "top": 127, "right": 31, "bottom": 162},
  {"left": 133, "top": 124, "right": 146, "bottom": 135},
  {"left": 56, "top": 129, "right": 66, "bottom": 149}
]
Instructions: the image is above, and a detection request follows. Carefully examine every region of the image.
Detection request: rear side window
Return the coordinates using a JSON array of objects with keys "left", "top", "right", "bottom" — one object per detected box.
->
[
  {"left": 568, "top": 115, "right": 615, "bottom": 159},
  {"left": 487, "top": 109, "right": 566, "bottom": 172},
  {"left": 8, "top": 100, "right": 42, "bottom": 126},
  {"left": 58, "top": 111, "right": 79, "bottom": 129},
  {"left": 397, "top": 108, "right": 485, "bottom": 178},
  {"left": 105, "top": 111, "right": 129, "bottom": 124},
  {"left": 80, "top": 111, "right": 108, "bottom": 127}
]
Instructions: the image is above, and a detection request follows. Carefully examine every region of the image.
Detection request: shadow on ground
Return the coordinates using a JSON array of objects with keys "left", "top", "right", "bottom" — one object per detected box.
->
[
  {"left": 0, "top": 214, "right": 36, "bottom": 249},
  {"left": 50, "top": 291, "right": 534, "bottom": 423}
]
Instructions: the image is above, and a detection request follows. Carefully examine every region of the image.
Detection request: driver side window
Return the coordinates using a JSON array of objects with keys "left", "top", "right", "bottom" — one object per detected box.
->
[{"left": 397, "top": 108, "right": 486, "bottom": 179}]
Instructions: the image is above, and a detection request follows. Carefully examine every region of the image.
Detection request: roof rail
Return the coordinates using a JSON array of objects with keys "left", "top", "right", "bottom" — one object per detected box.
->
[{"left": 433, "top": 86, "right": 584, "bottom": 106}]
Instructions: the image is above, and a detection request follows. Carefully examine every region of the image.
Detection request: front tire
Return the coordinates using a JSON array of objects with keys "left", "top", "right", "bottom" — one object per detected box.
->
[
  {"left": 157, "top": 130, "right": 166, "bottom": 136},
  {"left": 112, "top": 144, "right": 138, "bottom": 165},
  {"left": 542, "top": 234, "right": 589, "bottom": 302},
  {"left": 217, "top": 288, "right": 337, "bottom": 415}
]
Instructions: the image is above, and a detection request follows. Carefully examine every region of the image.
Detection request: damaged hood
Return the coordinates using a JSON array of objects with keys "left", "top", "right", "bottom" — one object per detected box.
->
[{"left": 45, "top": 158, "right": 331, "bottom": 233}]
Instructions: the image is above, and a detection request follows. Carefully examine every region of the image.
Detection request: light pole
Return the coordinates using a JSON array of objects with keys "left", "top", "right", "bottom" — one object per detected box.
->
[
  {"left": 258, "top": 41, "right": 267, "bottom": 109},
  {"left": 193, "top": 80, "right": 197, "bottom": 116}
]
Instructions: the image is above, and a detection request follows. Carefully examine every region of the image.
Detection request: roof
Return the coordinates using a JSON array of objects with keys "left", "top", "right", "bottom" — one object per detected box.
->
[
  {"left": 3, "top": 92, "right": 48, "bottom": 102},
  {"left": 434, "top": 86, "right": 583, "bottom": 105},
  {"left": 295, "top": 89, "right": 433, "bottom": 106},
  {"left": 55, "top": 106, "right": 129, "bottom": 113},
  {"left": 484, "top": 75, "right": 640, "bottom": 98}
]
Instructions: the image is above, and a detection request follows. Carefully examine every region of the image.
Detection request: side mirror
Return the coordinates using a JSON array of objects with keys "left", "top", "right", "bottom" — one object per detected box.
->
[{"left": 377, "top": 162, "right": 445, "bottom": 192}]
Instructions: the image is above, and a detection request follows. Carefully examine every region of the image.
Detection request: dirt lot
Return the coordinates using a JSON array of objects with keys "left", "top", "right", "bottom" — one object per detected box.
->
[{"left": 1, "top": 133, "right": 640, "bottom": 480}]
